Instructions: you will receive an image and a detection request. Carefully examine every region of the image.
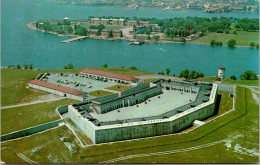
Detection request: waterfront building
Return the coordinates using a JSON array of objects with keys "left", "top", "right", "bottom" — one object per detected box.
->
[
  {"left": 101, "top": 29, "right": 110, "bottom": 37},
  {"left": 218, "top": 66, "right": 225, "bottom": 80},
  {"left": 100, "top": 18, "right": 110, "bottom": 25},
  {"left": 90, "top": 18, "right": 100, "bottom": 25},
  {"left": 118, "top": 18, "right": 126, "bottom": 26},
  {"left": 112, "top": 30, "right": 122, "bottom": 38},
  {"left": 110, "top": 18, "right": 119, "bottom": 25}
]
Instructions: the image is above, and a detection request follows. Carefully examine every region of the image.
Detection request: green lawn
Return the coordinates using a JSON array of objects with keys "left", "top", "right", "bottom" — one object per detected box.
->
[
  {"left": 1, "top": 125, "right": 79, "bottom": 164},
  {"left": 195, "top": 76, "right": 218, "bottom": 82},
  {"left": 223, "top": 78, "right": 259, "bottom": 86},
  {"left": 143, "top": 78, "right": 156, "bottom": 83},
  {"left": 1, "top": 68, "right": 84, "bottom": 106},
  {"left": 1, "top": 87, "right": 259, "bottom": 163},
  {"left": 1, "top": 99, "right": 78, "bottom": 135},
  {"left": 91, "top": 67, "right": 152, "bottom": 76},
  {"left": 191, "top": 31, "right": 259, "bottom": 46},
  {"left": 105, "top": 85, "right": 131, "bottom": 91},
  {"left": 88, "top": 90, "right": 114, "bottom": 97}
]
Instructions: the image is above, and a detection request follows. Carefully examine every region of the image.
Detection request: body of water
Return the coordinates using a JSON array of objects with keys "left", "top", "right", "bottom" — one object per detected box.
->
[{"left": 1, "top": 0, "right": 259, "bottom": 77}]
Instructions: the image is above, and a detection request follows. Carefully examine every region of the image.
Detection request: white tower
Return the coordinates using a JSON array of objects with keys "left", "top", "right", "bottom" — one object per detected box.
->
[{"left": 218, "top": 66, "right": 225, "bottom": 80}]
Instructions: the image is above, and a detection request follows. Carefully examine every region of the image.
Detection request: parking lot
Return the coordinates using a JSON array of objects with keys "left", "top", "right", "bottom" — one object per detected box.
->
[{"left": 46, "top": 73, "right": 118, "bottom": 93}]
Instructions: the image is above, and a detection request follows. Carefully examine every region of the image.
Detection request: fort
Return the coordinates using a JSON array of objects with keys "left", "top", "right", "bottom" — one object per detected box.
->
[{"left": 28, "top": 68, "right": 218, "bottom": 144}]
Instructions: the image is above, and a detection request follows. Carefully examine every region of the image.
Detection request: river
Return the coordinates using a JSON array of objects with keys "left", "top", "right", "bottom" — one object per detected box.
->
[{"left": 1, "top": 0, "right": 259, "bottom": 77}]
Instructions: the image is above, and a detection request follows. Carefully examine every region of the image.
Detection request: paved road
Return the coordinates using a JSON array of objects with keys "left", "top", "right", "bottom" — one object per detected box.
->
[
  {"left": 100, "top": 139, "right": 226, "bottom": 163},
  {"left": 1, "top": 97, "right": 66, "bottom": 109}
]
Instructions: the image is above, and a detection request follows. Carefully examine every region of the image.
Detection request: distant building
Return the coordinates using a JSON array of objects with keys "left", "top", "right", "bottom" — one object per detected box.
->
[
  {"left": 90, "top": 18, "right": 100, "bottom": 25},
  {"left": 218, "top": 66, "right": 225, "bottom": 80},
  {"left": 110, "top": 18, "right": 119, "bottom": 25},
  {"left": 112, "top": 30, "right": 122, "bottom": 38},
  {"left": 100, "top": 18, "right": 110, "bottom": 25},
  {"left": 127, "top": 20, "right": 137, "bottom": 26},
  {"left": 87, "top": 29, "right": 98, "bottom": 35},
  {"left": 101, "top": 29, "right": 109, "bottom": 37},
  {"left": 139, "top": 21, "right": 150, "bottom": 27},
  {"left": 64, "top": 17, "right": 70, "bottom": 25},
  {"left": 118, "top": 18, "right": 126, "bottom": 26}
]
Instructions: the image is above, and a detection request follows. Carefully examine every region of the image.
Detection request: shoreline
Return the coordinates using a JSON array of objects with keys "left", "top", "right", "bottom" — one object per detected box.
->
[{"left": 27, "top": 22, "right": 253, "bottom": 48}]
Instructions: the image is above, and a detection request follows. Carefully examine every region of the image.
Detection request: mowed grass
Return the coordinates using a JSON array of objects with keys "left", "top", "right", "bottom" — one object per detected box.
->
[
  {"left": 105, "top": 85, "right": 131, "bottom": 91},
  {"left": 1, "top": 99, "right": 78, "bottom": 135},
  {"left": 1, "top": 125, "right": 80, "bottom": 163},
  {"left": 91, "top": 67, "right": 152, "bottom": 76},
  {"left": 191, "top": 31, "right": 259, "bottom": 46},
  {"left": 223, "top": 78, "right": 259, "bottom": 86},
  {"left": 1, "top": 87, "right": 259, "bottom": 163},
  {"left": 88, "top": 90, "right": 114, "bottom": 97},
  {"left": 143, "top": 78, "right": 156, "bottom": 83},
  {"left": 1, "top": 68, "right": 84, "bottom": 106}
]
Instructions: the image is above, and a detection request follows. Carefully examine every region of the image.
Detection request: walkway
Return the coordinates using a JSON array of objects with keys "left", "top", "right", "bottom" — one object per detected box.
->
[
  {"left": 1, "top": 97, "right": 66, "bottom": 109},
  {"left": 100, "top": 139, "right": 226, "bottom": 163},
  {"left": 61, "top": 36, "right": 88, "bottom": 43}
]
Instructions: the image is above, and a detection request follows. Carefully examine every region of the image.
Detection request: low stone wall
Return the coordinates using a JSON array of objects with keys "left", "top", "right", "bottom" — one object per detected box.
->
[{"left": 1, "top": 119, "right": 63, "bottom": 142}]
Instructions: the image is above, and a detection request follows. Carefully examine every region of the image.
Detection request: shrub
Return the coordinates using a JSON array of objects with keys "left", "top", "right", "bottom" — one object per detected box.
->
[
  {"left": 230, "top": 75, "right": 237, "bottom": 80},
  {"left": 129, "top": 66, "right": 137, "bottom": 70},
  {"left": 210, "top": 40, "right": 215, "bottom": 46},
  {"left": 240, "top": 70, "right": 258, "bottom": 80},
  {"left": 228, "top": 39, "right": 236, "bottom": 48},
  {"left": 250, "top": 42, "right": 255, "bottom": 47}
]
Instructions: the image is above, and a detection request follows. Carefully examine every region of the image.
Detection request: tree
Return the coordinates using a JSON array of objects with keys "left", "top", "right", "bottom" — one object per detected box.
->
[
  {"left": 250, "top": 42, "right": 255, "bottom": 47},
  {"left": 96, "top": 29, "right": 102, "bottom": 36},
  {"left": 166, "top": 68, "right": 170, "bottom": 75},
  {"left": 36, "top": 22, "right": 39, "bottom": 29},
  {"left": 230, "top": 75, "right": 237, "bottom": 80},
  {"left": 103, "top": 64, "right": 108, "bottom": 68},
  {"left": 240, "top": 70, "right": 258, "bottom": 80},
  {"left": 224, "top": 29, "right": 229, "bottom": 34},
  {"left": 29, "top": 64, "right": 34, "bottom": 69},
  {"left": 129, "top": 66, "right": 137, "bottom": 70},
  {"left": 24, "top": 64, "right": 28, "bottom": 69},
  {"left": 67, "top": 63, "right": 73, "bottom": 69},
  {"left": 189, "top": 70, "right": 196, "bottom": 79},
  {"left": 199, "top": 72, "right": 204, "bottom": 78},
  {"left": 219, "top": 41, "right": 223, "bottom": 46},
  {"left": 75, "top": 26, "right": 86, "bottom": 36},
  {"left": 180, "top": 37, "right": 186, "bottom": 43},
  {"left": 158, "top": 71, "right": 164, "bottom": 75},
  {"left": 232, "top": 30, "right": 237, "bottom": 34},
  {"left": 108, "top": 30, "right": 113, "bottom": 38},
  {"left": 120, "top": 31, "right": 123, "bottom": 37},
  {"left": 228, "top": 39, "right": 236, "bottom": 48},
  {"left": 64, "top": 66, "right": 68, "bottom": 69},
  {"left": 16, "top": 64, "right": 21, "bottom": 69},
  {"left": 256, "top": 44, "right": 259, "bottom": 49},
  {"left": 210, "top": 40, "right": 215, "bottom": 46},
  {"left": 180, "top": 69, "right": 189, "bottom": 78},
  {"left": 195, "top": 72, "right": 200, "bottom": 78}
]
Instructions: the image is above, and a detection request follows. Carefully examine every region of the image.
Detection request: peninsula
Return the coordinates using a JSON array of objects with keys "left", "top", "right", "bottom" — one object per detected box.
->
[{"left": 29, "top": 16, "right": 259, "bottom": 47}]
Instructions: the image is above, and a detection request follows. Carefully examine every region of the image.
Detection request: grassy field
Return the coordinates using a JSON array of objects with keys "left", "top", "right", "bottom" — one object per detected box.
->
[
  {"left": 105, "top": 85, "right": 131, "bottom": 91},
  {"left": 223, "top": 78, "right": 259, "bottom": 86},
  {"left": 88, "top": 90, "right": 114, "bottom": 97},
  {"left": 91, "top": 67, "right": 152, "bottom": 76},
  {"left": 195, "top": 76, "right": 218, "bottom": 82},
  {"left": 1, "top": 86, "right": 258, "bottom": 163},
  {"left": 1, "top": 99, "right": 78, "bottom": 135},
  {"left": 1, "top": 67, "right": 150, "bottom": 106},
  {"left": 191, "top": 31, "right": 259, "bottom": 46},
  {"left": 143, "top": 78, "right": 156, "bottom": 83},
  {"left": 1, "top": 125, "right": 80, "bottom": 163}
]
